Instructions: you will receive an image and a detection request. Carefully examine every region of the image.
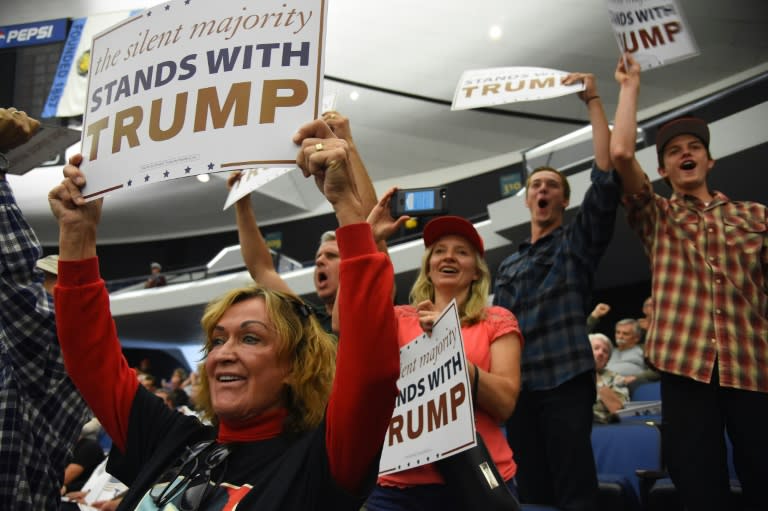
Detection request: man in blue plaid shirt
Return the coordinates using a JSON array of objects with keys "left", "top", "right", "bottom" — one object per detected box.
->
[
  {"left": 492, "top": 74, "right": 621, "bottom": 511},
  {"left": 0, "top": 107, "right": 89, "bottom": 509}
]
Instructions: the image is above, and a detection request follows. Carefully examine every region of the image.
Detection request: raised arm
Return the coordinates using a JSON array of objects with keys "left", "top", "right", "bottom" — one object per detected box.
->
[
  {"left": 563, "top": 72, "right": 612, "bottom": 171},
  {"left": 366, "top": 186, "right": 410, "bottom": 245},
  {"left": 588, "top": 302, "right": 611, "bottom": 332},
  {"left": 49, "top": 156, "right": 138, "bottom": 452},
  {"left": 0, "top": 107, "right": 39, "bottom": 151},
  {"left": 50, "top": 156, "right": 100, "bottom": 260},
  {"left": 228, "top": 172, "right": 293, "bottom": 294},
  {"left": 296, "top": 122, "right": 399, "bottom": 493},
  {"left": 610, "top": 53, "right": 647, "bottom": 195},
  {"left": 322, "top": 110, "right": 396, "bottom": 260},
  {"left": 322, "top": 111, "right": 378, "bottom": 214}
]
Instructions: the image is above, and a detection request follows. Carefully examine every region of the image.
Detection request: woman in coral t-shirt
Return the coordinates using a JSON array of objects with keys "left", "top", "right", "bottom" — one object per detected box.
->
[{"left": 366, "top": 209, "right": 523, "bottom": 510}]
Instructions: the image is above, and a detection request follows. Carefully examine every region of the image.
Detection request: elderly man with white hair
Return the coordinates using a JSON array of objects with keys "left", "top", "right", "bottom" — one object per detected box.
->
[{"left": 590, "top": 333, "right": 629, "bottom": 423}]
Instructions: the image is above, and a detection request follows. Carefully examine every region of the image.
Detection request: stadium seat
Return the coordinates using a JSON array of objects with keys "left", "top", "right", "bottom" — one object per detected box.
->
[
  {"left": 630, "top": 381, "right": 661, "bottom": 401},
  {"left": 591, "top": 422, "right": 663, "bottom": 511}
]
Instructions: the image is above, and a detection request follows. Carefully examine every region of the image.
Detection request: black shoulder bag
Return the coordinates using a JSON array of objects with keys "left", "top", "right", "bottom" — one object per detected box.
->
[{"left": 434, "top": 365, "right": 521, "bottom": 511}]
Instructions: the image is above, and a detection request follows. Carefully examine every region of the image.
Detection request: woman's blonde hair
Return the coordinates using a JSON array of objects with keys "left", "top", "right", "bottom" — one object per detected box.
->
[
  {"left": 196, "top": 285, "right": 336, "bottom": 433},
  {"left": 409, "top": 242, "right": 491, "bottom": 325}
]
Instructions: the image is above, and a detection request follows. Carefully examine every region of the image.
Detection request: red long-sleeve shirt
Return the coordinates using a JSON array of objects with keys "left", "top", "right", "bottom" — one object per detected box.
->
[{"left": 55, "top": 222, "right": 399, "bottom": 507}]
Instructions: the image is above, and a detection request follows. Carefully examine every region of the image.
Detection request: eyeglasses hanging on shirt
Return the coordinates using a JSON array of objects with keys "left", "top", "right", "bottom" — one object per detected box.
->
[{"left": 149, "top": 440, "right": 232, "bottom": 511}]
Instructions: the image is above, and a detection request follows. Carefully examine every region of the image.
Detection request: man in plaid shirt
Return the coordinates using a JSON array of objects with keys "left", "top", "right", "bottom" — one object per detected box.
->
[
  {"left": 611, "top": 54, "right": 768, "bottom": 511},
  {"left": 492, "top": 73, "right": 621, "bottom": 511},
  {"left": 0, "top": 108, "right": 89, "bottom": 509}
]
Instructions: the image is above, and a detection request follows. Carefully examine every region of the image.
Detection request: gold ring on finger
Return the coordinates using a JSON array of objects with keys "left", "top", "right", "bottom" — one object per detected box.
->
[{"left": 315, "top": 143, "right": 324, "bottom": 152}]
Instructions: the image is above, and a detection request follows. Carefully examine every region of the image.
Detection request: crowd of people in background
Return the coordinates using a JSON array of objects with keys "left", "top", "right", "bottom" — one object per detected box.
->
[{"left": 0, "top": 49, "right": 766, "bottom": 511}]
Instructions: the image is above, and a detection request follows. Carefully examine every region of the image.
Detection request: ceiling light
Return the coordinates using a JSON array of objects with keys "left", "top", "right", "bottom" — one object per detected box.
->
[
  {"left": 489, "top": 25, "right": 502, "bottom": 40},
  {"left": 349, "top": 90, "right": 360, "bottom": 101},
  {"left": 196, "top": 173, "right": 210, "bottom": 183}
]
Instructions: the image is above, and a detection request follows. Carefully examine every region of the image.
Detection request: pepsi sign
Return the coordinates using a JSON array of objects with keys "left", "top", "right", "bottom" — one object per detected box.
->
[{"left": 0, "top": 19, "right": 67, "bottom": 49}]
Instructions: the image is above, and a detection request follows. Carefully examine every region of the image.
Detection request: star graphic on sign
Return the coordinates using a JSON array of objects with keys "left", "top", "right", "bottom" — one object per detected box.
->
[
  {"left": 207, "top": 162, "right": 215, "bottom": 170},
  {"left": 163, "top": 170, "right": 170, "bottom": 178},
  {"left": 164, "top": 4, "right": 170, "bottom": 11},
  {"left": 144, "top": 175, "right": 150, "bottom": 182},
  {"left": 127, "top": 179, "right": 132, "bottom": 187},
  {"left": 184, "top": 0, "right": 191, "bottom": 4},
  {"left": 146, "top": 11, "right": 152, "bottom": 16},
  {"left": 184, "top": 166, "right": 191, "bottom": 174}
]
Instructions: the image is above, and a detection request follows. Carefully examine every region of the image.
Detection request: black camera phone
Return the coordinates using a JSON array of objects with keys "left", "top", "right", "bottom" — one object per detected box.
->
[{"left": 390, "top": 187, "right": 448, "bottom": 217}]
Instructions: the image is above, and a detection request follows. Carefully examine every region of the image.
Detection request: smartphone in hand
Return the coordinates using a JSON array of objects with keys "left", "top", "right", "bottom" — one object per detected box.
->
[{"left": 390, "top": 187, "right": 448, "bottom": 217}]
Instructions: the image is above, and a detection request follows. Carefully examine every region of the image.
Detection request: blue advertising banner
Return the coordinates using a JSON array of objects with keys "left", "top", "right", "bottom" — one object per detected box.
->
[
  {"left": 0, "top": 19, "right": 68, "bottom": 49},
  {"left": 42, "top": 11, "right": 138, "bottom": 118}
]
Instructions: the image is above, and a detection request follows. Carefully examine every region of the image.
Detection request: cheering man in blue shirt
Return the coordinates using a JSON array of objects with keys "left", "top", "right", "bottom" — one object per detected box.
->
[{"left": 493, "top": 73, "right": 621, "bottom": 511}]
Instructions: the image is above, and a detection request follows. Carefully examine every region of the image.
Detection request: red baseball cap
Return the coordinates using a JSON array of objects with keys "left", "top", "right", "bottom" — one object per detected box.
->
[{"left": 423, "top": 216, "right": 484, "bottom": 256}]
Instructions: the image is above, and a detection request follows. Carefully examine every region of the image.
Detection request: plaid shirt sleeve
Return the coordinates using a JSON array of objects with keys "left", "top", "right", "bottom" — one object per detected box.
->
[
  {"left": 567, "top": 165, "right": 623, "bottom": 271},
  {"left": 0, "top": 180, "right": 66, "bottom": 386},
  {"left": 0, "top": 178, "right": 89, "bottom": 508},
  {"left": 621, "top": 175, "right": 657, "bottom": 255}
]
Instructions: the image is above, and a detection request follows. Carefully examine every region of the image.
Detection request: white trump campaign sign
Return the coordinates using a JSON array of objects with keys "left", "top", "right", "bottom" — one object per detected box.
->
[
  {"left": 452, "top": 67, "right": 585, "bottom": 111},
  {"left": 379, "top": 300, "right": 476, "bottom": 475},
  {"left": 78, "top": 0, "right": 327, "bottom": 200},
  {"left": 607, "top": 0, "right": 699, "bottom": 70},
  {"left": 218, "top": 88, "right": 341, "bottom": 209}
]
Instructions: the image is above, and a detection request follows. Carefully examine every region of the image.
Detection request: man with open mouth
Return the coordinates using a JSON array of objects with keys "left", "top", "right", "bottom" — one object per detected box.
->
[
  {"left": 611, "top": 53, "right": 768, "bottom": 511},
  {"left": 492, "top": 72, "right": 622, "bottom": 511},
  {"left": 228, "top": 111, "right": 379, "bottom": 335}
]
